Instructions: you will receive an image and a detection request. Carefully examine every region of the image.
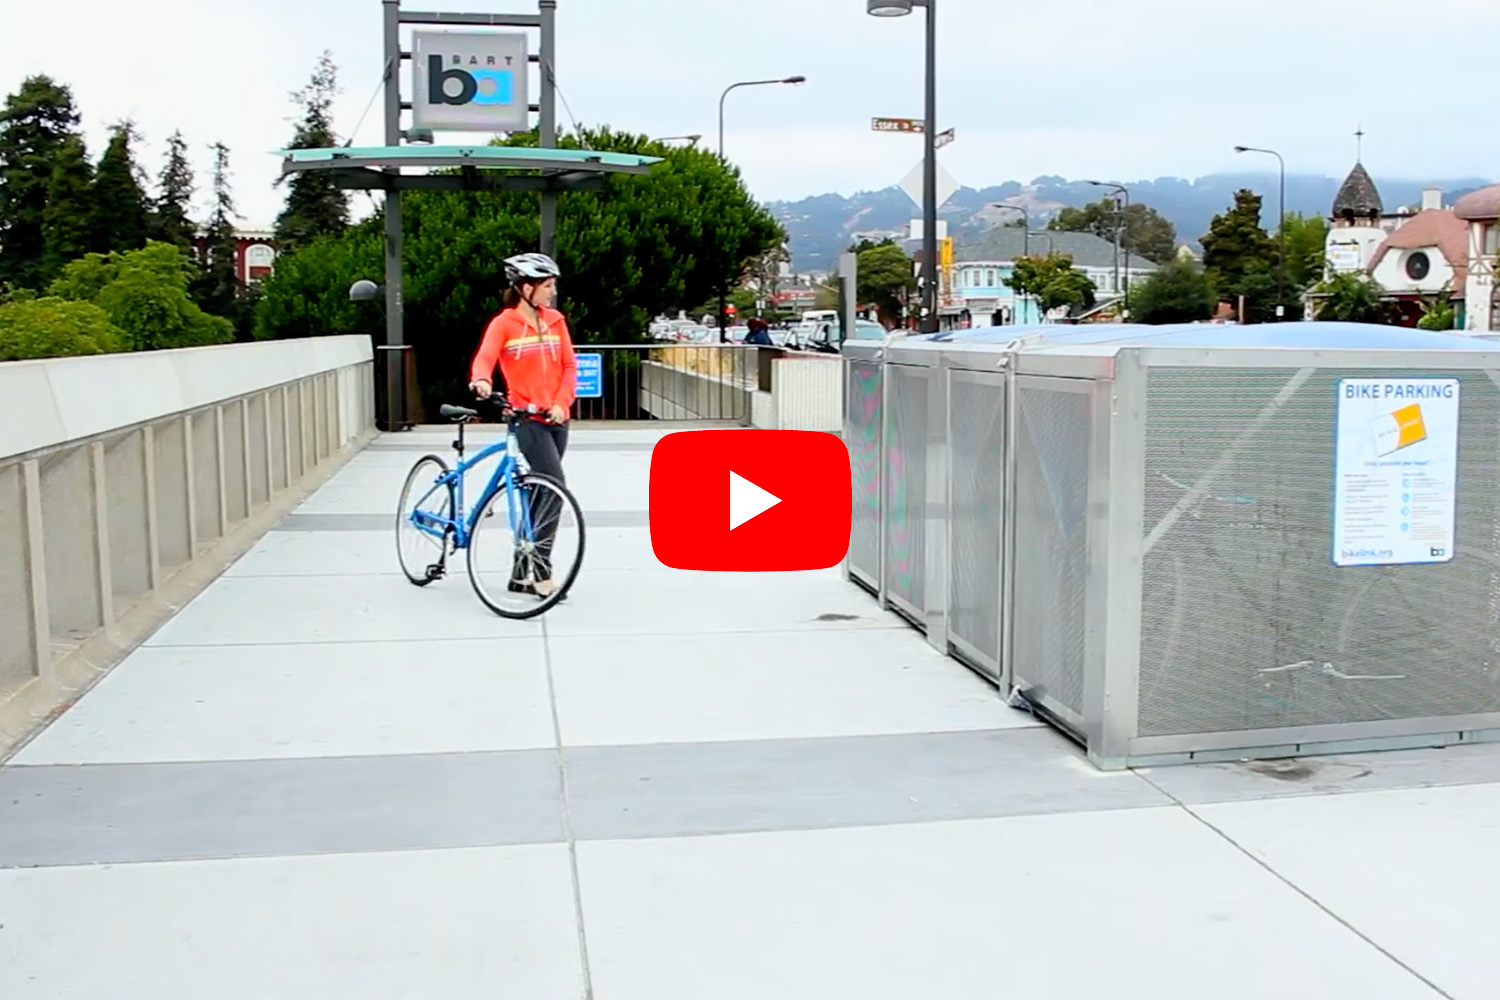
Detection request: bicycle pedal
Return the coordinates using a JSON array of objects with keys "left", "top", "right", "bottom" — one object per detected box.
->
[{"left": 425, "top": 564, "right": 446, "bottom": 581}]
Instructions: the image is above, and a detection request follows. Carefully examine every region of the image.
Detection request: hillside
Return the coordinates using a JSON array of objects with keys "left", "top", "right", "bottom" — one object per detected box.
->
[{"left": 766, "top": 172, "right": 1495, "bottom": 274}]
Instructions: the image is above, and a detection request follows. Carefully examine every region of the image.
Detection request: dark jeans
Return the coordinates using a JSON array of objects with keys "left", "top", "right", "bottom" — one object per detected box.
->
[{"left": 513, "top": 419, "right": 568, "bottom": 581}]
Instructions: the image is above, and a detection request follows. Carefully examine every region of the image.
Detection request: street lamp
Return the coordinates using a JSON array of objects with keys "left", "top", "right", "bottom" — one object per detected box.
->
[
  {"left": 868, "top": 0, "right": 938, "bottom": 333},
  {"left": 1235, "top": 145, "right": 1287, "bottom": 320},
  {"left": 1087, "top": 180, "right": 1130, "bottom": 319},
  {"left": 716, "top": 75, "right": 806, "bottom": 340},
  {"left": 654, "top": 134, "right": 702, "bottom": 146}
]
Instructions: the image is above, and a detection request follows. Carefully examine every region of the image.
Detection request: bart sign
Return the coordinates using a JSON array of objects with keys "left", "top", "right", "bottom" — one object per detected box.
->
[{"left": 411, "top": 30, "right": 531, "bottom": 133}]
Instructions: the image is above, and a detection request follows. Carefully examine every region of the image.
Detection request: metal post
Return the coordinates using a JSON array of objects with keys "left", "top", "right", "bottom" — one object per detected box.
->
[
  {"left": 538, "top": 0, "right": 557, "bottom": 259},
  {"left": 381, "top": 0, "right": 406, "bottom": 431},
  {"left": 1235, "top": 145, "right": 1287, "bottom": 320},
  {"left": 920, "top": 0, "right": 937, "bottom": 334}
]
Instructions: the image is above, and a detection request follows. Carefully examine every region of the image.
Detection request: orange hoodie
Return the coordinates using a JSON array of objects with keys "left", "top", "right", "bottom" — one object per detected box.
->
[{"left": 469, "top": 305, "right": 578, "bottom": 413}]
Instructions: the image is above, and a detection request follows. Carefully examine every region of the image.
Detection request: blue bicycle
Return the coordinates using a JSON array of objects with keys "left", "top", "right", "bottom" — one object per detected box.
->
[{"left": 395, "top": 397, "right": 586, "bottom": 619}]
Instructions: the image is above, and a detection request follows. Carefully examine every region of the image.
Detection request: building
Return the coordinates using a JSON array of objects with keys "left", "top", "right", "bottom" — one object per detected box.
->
[
  {"left": 1364, "top": 188, "right": 1468, "bottom": 326},
  {"left": 1318, "top": 162, "right": 1499, "bottom": 330},
  {"left": 190, "top": 226, "right": 278, "bottom": 286},
  {"left": 949, "top": 228, "right": 1158, "bottom": 325},
  {"left": 1453, "top": 183, "right": 1500, "bottom": 332}
]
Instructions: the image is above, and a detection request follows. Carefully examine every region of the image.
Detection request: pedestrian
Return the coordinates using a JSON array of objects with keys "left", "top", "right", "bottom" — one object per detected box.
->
[{"left": 467, "top": 252, "right": 576, "bottom": 599}]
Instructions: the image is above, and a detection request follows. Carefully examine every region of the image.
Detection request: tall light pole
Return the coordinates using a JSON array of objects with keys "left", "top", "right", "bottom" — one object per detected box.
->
[
  {"left": 1235, "top": 145, "right": 1286, "bottom": 320},
  {"left": 868, "top": 0, "right": 938, "bottom": 333},
  {"left": 716, "top": 76, "right": 806, "bottom": 340},
  {"left": 1088, "top": 180, "right": 1130, "bottom": 319}
]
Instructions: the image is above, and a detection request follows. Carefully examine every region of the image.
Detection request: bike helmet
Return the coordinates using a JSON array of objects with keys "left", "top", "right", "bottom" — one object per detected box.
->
[{"left": 504, "top": 252, "right": 561, "bottom": 285}]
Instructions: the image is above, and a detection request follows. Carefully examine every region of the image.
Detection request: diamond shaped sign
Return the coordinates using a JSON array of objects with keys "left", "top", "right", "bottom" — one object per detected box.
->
[{"left": 899, "top": 159, "right": 958, "bottom": 211}]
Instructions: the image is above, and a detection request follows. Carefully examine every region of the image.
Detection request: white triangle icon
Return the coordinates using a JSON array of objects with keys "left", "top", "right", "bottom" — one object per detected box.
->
[{"left": 729, "top": 470, "right": 781, "bottom": 531}]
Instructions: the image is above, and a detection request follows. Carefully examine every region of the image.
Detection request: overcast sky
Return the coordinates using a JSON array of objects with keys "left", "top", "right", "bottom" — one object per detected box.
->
[{"left": 3, "top": 0, "right": 1496, "bottom": 228}]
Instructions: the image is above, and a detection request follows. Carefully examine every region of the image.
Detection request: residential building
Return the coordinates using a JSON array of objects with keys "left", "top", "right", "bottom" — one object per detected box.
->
[
  {"left": 1453, "top": 183, "right": 1500, "bottom": 332},
  {"left": 1364, "top": 187, "right": 1468, "bottom": 326},
  {"left": 191, "top": 226, "right": 278, "bottom": 285},
  {"left": 948, "top": 228, "right": 1158, "bottom": 324}
]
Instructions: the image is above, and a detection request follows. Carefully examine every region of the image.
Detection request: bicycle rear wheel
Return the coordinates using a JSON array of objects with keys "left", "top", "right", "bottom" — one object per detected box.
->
[
  {"left": 467, "top": 472, "right": 586, "bottom": 618},
  {"left": 396, "top": 455, "right": 454, "bottom": 586}
]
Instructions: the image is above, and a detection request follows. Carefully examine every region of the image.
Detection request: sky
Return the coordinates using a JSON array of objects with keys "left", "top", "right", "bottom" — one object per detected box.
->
[{"left": 2, "top": 0, "right": 1497, "bottom": 228}]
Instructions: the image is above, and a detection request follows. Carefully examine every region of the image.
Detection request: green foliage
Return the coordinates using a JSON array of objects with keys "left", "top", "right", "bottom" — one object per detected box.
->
[
  {"left": 41, "top": 134, "right": 94, "bottom": 279},
  {"left": 1201, "top": 189, "right": 1280, "bottom": 322},
  {"left": 0, "top": 295, "right": 124, "bottom": 360},
  {"left": 1005, "top": 253, "right": 1097, "bottom": 314},
  {"left": 852, "top": 238, "right": 915, "bottom": 323},
  {"left": 274, "top": 51, "right": 349, "bottom": 254},
  {"left": 1313, "top": 270, "right": 1390, "bottom": 324},
  {"left": 1050, "top": 199, "right": 1177, "bottom": 264},
  {"left": 1417, "top": 291, "right": 1456, "bottom": 330},
  {"left": 1130, "top": 257, "right": 1217, "bottom": 324},
  {"left": 49, "top": 240, "right": 232, "bottom": 350},
  {"left": 91, "top": 120, "right": 150, "bottom": 255},
  {"left": 0, "top": 75, "right": 82, "bottom": 291},
  {"left": 1281, "top": 211, "right": 1328, "bottom": 294},
  {"left": 193, "top": 142, "right": 245, "bottom": 333},
  {"left": 255, "top": 125, "right": 784, "bottom": 403}
]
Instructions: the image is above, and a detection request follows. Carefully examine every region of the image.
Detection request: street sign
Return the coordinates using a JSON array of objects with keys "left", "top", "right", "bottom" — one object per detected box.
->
[
  {"left": 899, "top": 160, "right": 959, "bottom": 211},
  {"left": 934, "top": 127, "right": 955, "bottom": 149},
  {"left": 574, "top": 353, "right": 603, "bottom": 399},
  {"left": 872, "top": 117, "right": 923, "bottom": 133}
]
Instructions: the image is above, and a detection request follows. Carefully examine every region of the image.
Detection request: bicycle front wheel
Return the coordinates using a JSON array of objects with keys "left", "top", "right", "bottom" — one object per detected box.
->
[
  {"left": 466, "top": 472, "right": 586, "bottom": 619},
  {"left": 396, "top": 454, "right": 454, "bottom": 586}
]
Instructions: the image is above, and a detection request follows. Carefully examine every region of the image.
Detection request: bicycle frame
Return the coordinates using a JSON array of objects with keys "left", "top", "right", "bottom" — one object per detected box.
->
[{"left": 407, "top": 426, "right": 536, "bottom": 551}]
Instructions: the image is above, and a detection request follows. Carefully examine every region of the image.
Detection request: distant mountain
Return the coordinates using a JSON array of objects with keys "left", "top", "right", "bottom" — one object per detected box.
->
[{"left": 766, "top": 172, "right": 1496, "bottom": 274}]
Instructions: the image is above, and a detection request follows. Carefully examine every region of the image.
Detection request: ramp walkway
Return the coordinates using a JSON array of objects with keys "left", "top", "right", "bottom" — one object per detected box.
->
[{"left": 2, "top": 425, "right": 1496, "bottom": 999}]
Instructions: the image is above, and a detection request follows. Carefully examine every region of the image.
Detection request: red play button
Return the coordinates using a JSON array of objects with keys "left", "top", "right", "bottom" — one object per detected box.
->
[{"left": 649, "top": 430, "right": 852, "bottom": 571}]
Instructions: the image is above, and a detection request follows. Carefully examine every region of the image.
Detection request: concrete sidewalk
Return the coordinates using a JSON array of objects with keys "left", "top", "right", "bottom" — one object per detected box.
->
[{"left": 1, "top": 425, "right": 1496, "bottom": 999}]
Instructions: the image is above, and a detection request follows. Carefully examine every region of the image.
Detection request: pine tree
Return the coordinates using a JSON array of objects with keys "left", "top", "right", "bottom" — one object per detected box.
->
[
  {"left": 274, "top": 50, "right": 348, "bottom": 253},
  {"left": 0, "top": 75, "right": 82, "bottom": 290},
  {"left": 193, "top": 142, "right": 242, "bottom": 323},
  {"left": 91, "top": 120, "right": 150, "bottom": 254},
  {"left": 40, "top": 134, "right": 94, "bottom": 281},
  {"left": 148, "top": 130, "right": 197, "bottom": 250}
]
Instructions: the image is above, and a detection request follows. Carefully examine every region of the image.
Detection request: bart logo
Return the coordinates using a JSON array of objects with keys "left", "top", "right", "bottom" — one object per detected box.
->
[{"left": 1371, "top": 403, "right": 1428, "bottom": 457}]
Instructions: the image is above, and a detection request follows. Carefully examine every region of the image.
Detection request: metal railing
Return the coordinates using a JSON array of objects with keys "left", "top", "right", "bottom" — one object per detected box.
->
[{"left": 568, "top": 343, "right": 760, "bottom": 422}]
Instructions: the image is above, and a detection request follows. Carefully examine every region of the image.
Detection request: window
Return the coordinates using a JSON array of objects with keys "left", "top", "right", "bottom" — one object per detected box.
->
[
  {"left": 1485, "top": 223, "right": 1500, "bottom": 256},
  {"left": 1405, "top": 251, "right": 1431, "bottom": 281}
]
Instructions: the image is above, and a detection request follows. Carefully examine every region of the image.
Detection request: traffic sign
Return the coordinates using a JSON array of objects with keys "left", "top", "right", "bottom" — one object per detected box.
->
[
  {"left": 935, "top": 127, "right": 955, "bottom": 149},
  {"left": 899, "top": 160, "right": 959, "bottom": 211},
  {"left": 872, "top": 117, "right": 923, "bottom": 133}
]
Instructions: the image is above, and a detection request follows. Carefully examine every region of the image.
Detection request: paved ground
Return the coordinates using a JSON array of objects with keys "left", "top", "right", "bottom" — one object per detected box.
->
[{"left": 3, "top": 424, "right": 1499, "bottom": 999}]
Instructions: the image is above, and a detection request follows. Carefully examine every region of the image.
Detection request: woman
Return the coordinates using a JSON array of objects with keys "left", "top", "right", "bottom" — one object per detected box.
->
[{"left": 468, "top": 252, "right": 577, "bottom": 598}]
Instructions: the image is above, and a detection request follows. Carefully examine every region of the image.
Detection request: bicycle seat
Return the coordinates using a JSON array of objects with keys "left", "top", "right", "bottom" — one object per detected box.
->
[{"left": 439, "top": 404, "right": 478, "bottom": 420}]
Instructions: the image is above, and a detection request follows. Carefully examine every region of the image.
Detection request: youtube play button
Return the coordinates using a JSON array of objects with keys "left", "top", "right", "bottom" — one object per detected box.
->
[{"left": 649, "top": 430, "right": 852, "bottom": 571}]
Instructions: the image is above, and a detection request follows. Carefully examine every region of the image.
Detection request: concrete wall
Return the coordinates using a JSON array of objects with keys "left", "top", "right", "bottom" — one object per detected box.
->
[
  {"left": 640, "top": 361, "right": 751, "bottom": 422},
  {"left": 771, "top": 354, "right": 842, "bottom": 432},
  {"left": 0, "top": 335, "right": 375, "bottom": 756}
]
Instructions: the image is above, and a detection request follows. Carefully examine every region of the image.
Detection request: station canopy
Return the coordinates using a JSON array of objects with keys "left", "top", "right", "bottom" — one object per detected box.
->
[{"left": 276, "top": 144, "right": 663, "bottom": 193}]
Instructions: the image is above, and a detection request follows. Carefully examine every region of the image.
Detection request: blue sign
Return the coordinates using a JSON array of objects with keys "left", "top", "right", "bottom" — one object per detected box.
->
[{"left": 575, "top": 353, "right": 603, "bottom": 398}]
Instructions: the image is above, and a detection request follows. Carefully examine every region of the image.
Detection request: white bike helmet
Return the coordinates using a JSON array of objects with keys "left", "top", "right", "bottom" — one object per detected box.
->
[{"left": 504, "top": 252, "right": 561, "bottom": 285}]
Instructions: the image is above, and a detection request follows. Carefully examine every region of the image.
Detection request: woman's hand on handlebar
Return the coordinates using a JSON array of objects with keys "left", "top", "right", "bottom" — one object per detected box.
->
[
  {"left": 469, "top": 379, "right": 493, "bottom": 400},
  {"left": 547, "top": 405, "right": 568, "bottom": 425}
]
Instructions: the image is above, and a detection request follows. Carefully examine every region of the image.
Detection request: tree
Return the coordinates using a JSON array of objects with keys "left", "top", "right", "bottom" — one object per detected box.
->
[
  {"left": 149, "top": 130, "right": 198, "bottom": 251},
  {"left": 1050, "top": 198, "right": 1177, "bottom": 264},
  {"left": 1129, "top": 257, "right": 1217, "bottom": 324},
  {"left": 91, "top": 120, "right": 150, "bottom": 254},
  {"left": 274, "top": 51, "right": 349, "bottom": 254},
  {"left": 1005, "top": 252, "right": 1096, "bottom": 314},
  {"left": 0, "top": 295, "right": 124, "bottom": 360},
  {"left": 1312, "top": 271, "right": 1390, "bottom": 324},
  {"left": 50, "top": 240, "right": 233, "bottom": 350},
  {"left": 193, "top": 142, "right": 245, "bottom": 328},
  {"left": 1281, "top": 211, "right": 1328, "bottom": 296},
  {"left": 255, "top": 125, "right": 784, "bottom": 405},
  {"left": 0, "top": 75, "right": 82, "bottom": 291},
  {"left": 1200, "top": 189, "right": 1279, "bottom": 323},
  {"left": 853, "top": 238, "right": 915, "bottom": 324},
  {"left": 40, "top": 134, "right": 95, "bottom": 279}
]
